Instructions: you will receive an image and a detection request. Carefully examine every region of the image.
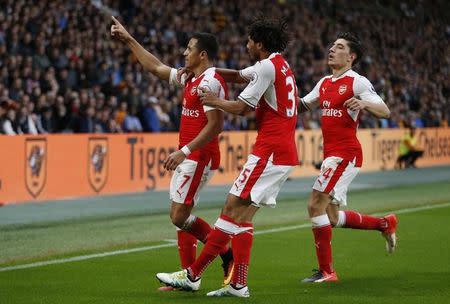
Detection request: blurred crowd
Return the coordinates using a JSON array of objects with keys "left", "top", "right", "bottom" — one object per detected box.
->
[{"left": 0, "top": 0, "right": 448, "bottom": 135}]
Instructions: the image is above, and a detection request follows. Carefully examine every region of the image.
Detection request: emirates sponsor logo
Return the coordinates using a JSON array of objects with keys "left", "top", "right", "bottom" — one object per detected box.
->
[
  {"left": 322, "top": 100, "right": 342, "bottom": 116},
  {"left": 322, "top": 108, "right": 343, "bottom": 117},
  {"left": 338, "top": 85, "right": 347, "bottom": 95},
  {"left": 182, "top": 106, "right": 200, "bottom": 117}
]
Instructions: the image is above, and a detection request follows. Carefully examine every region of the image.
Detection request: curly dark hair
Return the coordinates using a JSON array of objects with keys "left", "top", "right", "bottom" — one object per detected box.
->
[
  {"left": 248, "top": 16, "right": 290, "bottom": 53},
  {"left": 337, "top": 32, "right": 363, "bottom": 66}
]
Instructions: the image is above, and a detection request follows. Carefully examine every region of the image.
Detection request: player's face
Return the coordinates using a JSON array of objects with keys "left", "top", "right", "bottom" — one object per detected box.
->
[
  {"left": 183, "top": 38, "right": 202, "bottom": 69},
  {"left": 328, "top": 38, "right": 354, "bottom": 69},
  {"left": 246, "top": 37, "right": 258, "bottom": 61}
]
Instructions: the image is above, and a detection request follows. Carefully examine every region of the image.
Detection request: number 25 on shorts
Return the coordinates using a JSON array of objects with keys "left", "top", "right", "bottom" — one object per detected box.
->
[{"left": 238, "top": 168, "right": 252, "bottom": 185}]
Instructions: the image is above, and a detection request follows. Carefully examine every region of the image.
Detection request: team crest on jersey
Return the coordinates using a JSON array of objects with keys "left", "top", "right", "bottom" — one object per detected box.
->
[
  {"left": 338, "top": 85, "right": 347, "bottom": 95},
  {"left": 25, "top": 138, "right": 47, "bottom": 198},
  {"left": 190, "top": 86, "right": 198, "bottom": 96},
  {"left": 88, "top": 137, "right": 109, "bottom": 193}
]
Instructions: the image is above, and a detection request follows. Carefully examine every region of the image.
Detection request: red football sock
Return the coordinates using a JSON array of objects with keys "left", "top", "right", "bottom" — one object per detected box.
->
[
  {"left": 177, "top": 230, "right": 197, "bottom": 269},
  {"left": 188, "top": 216, "right": 229, "bottom": 255},
  {"left": 189, "top": 216, "right": 211, "bottom": 243},
  {"left": 313, "top": 225, "right": 333, "bottom": 273},
  {"left": 343, "top": 210, "right": 386, "bottom": 231},
  {"left": 189, "top": 226, "right": 231, "bottom": 278},
  {"left": 231, "top": 223, "right": 253, "bottom": 287}
]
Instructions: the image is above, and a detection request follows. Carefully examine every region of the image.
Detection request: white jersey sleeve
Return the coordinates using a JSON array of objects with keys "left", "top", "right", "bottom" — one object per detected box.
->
[
  {"left": 353, "top": 76, "right": 384, "bottom": 104},
  {"left": 169, "top": 68, "right": 187, "bottom": 88},
  {"left": 300, "top": 76, "right": 326, "bottom": 111},
  {"left": 237, "top": 60, "right": 275, "bottom": 108},
  {"left": 199, "top": 70, "right": 225, "bottom": 112},
  {"left": 239, "top": 66, "right": 256, "bottom": 82}
]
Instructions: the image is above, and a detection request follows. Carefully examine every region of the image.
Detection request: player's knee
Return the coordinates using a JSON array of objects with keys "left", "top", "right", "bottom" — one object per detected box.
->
[
  {"left": 328, "top": 213, "right": 339, "bottom": 227},
  {"left": 307, "top": 200, "right": 322, "bottom": 215},
  {"left": 170, "top": 210, "right": 189, "bottom": 228},
  {"left": 308, "top": 191, "right": 329, "bottom": 214},
  {"left": 221, "top": 203, "right": 234, "bottom": 217}
]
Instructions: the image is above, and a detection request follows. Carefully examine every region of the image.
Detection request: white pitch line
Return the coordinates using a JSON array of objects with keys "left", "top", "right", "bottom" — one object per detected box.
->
[
  {"left": 0, "top": 243, "right": 175, "bottom": 272},
  {"left": 1, "top": 202, "right": 450, "bottom": 273}
]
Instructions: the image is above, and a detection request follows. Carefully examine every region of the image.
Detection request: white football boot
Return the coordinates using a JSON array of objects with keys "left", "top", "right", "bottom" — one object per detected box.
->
[
  {"left": 156, "top": 269, "right": 200, "bottom": 291},
  {"left": 206, "top": 284, "right": 250, "bottom": 298}
]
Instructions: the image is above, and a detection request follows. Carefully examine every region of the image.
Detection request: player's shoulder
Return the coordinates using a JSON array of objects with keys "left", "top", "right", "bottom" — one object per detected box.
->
[
  {"left": 346, "top": 70, "right": 370, "bottom": 84},
  {"left": 253, "top": 54, "right": 279, "bottom": 78},
  {"left": 201, "top": 67, "right": 222, "bottom": 81},
  {"left": 200, "top": 67, "right": 225, "bottom": 91},
  {"left": 318, "top": 74, "right": 333, "bottom": 86},
  {"left": 264, "top": 52, "right": 288, "bottom": 68},
  {"left": 347, "top": 70, "right": 374, "bottom": 91}
]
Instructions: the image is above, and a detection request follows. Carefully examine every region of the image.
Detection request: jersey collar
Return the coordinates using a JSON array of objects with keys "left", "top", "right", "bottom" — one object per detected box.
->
[{"left": 331, "top": 69, "right": 353, "bottom": 82}]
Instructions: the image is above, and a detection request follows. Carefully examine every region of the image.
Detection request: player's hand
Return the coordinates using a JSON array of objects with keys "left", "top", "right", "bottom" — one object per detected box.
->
[
  {"left": 344, "top": 97, "right": 367, "bottom": 111},
  {"left": 177, "top": 67, "right": 194, "bottom": 83},
  {"left": 199, "top": 87, "right": 219, "bottom": 107},
  {"left": 111, "top": 16, "right": 131, "bottom": 42},
  {"left": 163, "top": 150, "right": 186, "bottom": 171}
]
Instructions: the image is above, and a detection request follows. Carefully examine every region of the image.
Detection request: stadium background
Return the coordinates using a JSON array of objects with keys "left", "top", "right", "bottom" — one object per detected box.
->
[{"left": 0, "top": 0, "right": 449, "bottom": 303}]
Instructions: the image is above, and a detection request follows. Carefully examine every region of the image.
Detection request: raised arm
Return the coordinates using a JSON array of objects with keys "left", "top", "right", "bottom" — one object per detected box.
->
[
  {"left": 200, "top": 90, "right": 250, "bottom": 115},
  {"left": 215, "top": 68, "right": 248, "bottom": 84},
  {"left": 111, "top": 16, "right": 171, "bottom": 81}
]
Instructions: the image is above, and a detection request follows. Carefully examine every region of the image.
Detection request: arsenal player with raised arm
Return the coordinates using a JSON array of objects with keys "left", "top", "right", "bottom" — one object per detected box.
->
[
  {"left": 299, "top": 32, "right": 398, "bottom": 283},
  {"left": 156, "top": 17, "right": 299, "bottom": 297},
  {"left": 111, "top": 17, "right": 233, "bottom": 289}
]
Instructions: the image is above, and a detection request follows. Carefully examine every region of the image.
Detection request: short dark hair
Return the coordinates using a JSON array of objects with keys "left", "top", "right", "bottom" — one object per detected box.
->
[
  {"left": 337, "top": 32, "right": 363, "bottom": 66},
  {"left": 190, "top": 32, "right": 219, "bottom": 61},
  {"left": 248, "top": 16, "right": 290, "bottom": 53}
]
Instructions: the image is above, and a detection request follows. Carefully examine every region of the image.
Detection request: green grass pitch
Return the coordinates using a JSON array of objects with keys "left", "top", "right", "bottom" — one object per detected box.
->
[{"left": 1, "top": 181, "right": 450, "bottom": 303}]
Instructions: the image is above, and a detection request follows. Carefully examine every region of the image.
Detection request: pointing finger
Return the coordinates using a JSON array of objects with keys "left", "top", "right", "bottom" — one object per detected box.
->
[{"left": 111, "top": 16, "right": 120, "bottom": 25}]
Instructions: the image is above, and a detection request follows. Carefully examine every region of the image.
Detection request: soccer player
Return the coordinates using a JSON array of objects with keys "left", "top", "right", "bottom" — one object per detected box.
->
[
  {"left": 299, "top": 32, "right": 398, "bottom": 282},
  {"left": 156, "top": 17, "right": 299, "bottom": 298},
  {"left": 110, "top": 16, "right": 233, "bottom": 289}
]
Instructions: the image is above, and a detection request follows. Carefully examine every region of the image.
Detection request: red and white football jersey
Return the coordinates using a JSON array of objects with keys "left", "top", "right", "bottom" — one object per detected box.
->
[
  {"left": 301, "top": 69, "right": 385, "bottom": 167},
  {"left": 238, "top": 53, "right": 299, "bottom": 166},
  {"left": 169, "top": 67, "right": 228, "bottom": 169}
]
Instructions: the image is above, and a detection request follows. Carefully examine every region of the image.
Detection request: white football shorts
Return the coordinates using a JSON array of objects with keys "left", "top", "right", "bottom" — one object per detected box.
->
[
  {"left": 229, "top": 154, "right": 294, "bottom": 207},
  {"left": 170, "top": 159, "right": 214, "bottom": 206},
  {"left": 312, "top": 156, "right": 360, "bottom": 206}
]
